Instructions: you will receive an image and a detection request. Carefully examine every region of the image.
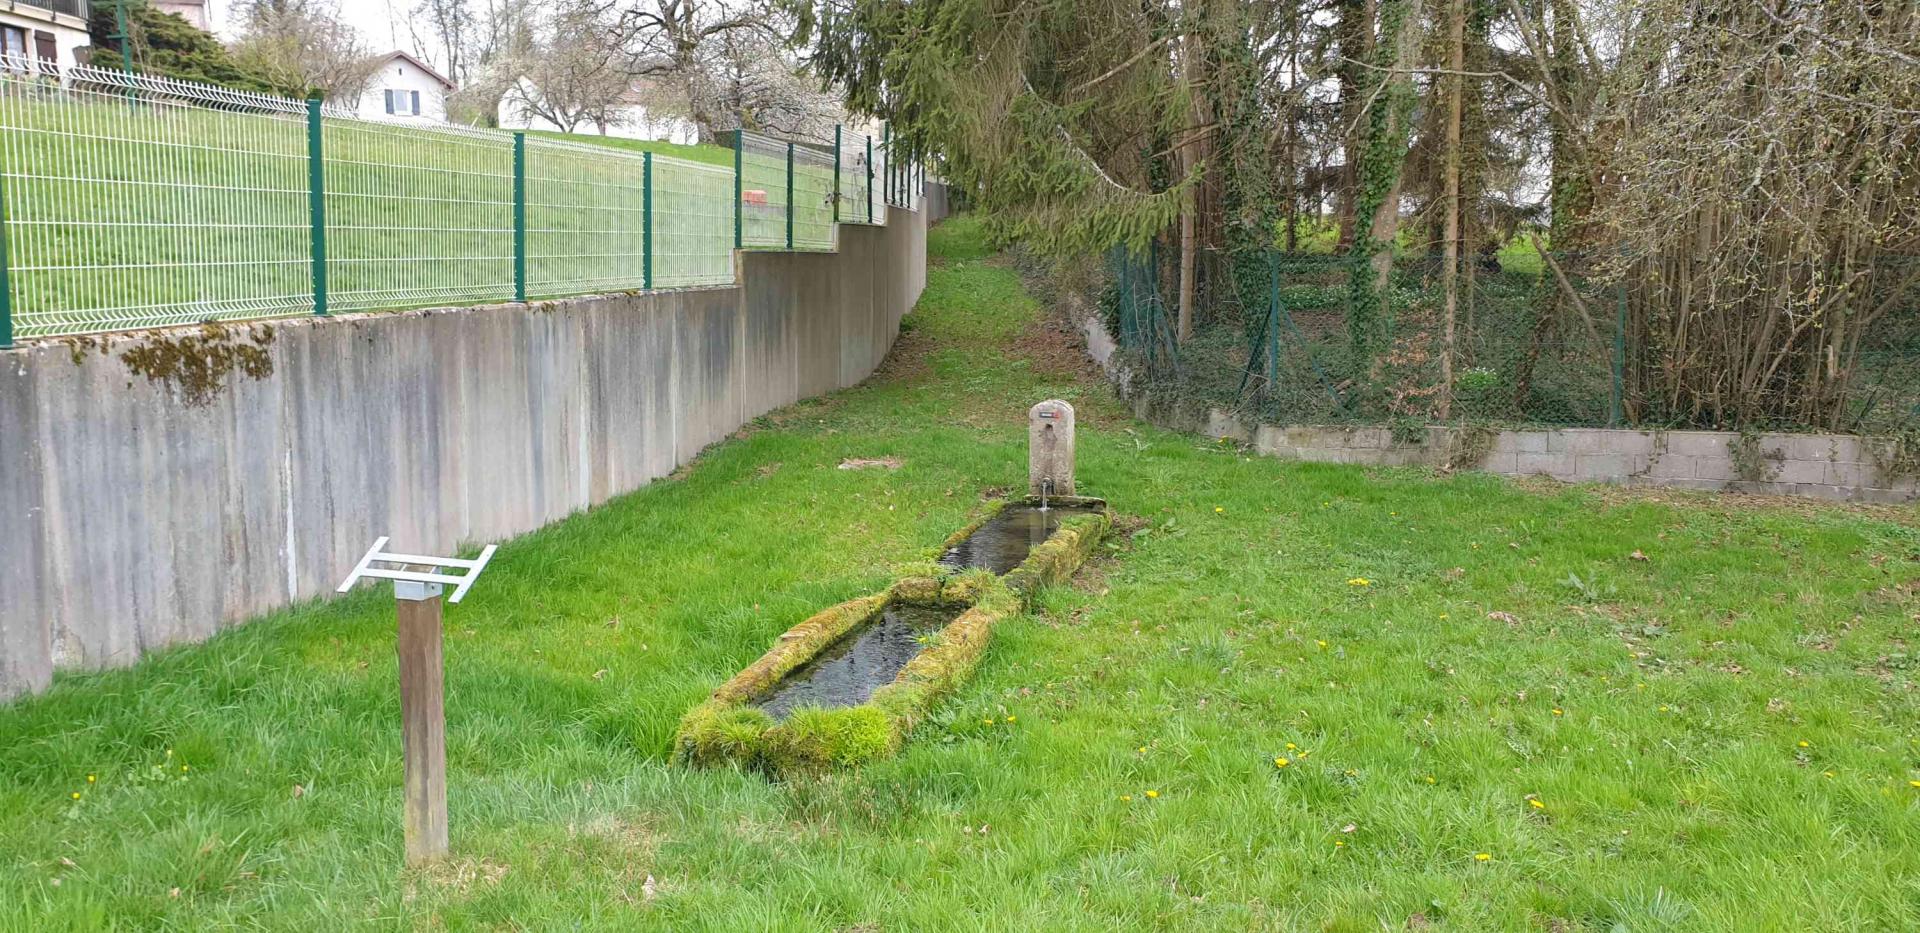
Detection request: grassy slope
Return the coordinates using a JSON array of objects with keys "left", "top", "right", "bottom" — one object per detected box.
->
[
  {"left": 3, "top": 217, "right": 1919, "bottom": 930},
  {"left": 522, "top": 130, "right": 735, "bottom": 167}
]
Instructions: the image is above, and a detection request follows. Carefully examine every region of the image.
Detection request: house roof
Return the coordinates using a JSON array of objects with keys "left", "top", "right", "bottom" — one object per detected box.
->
[{"left": 372, "top": 50, "right": 457, "bottom": 90}]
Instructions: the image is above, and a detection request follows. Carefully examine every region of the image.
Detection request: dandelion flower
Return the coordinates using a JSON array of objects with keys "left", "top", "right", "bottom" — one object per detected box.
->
[
  {"left": 1005, "top": 716, "right": 1016, "bottom": 723},
  {"left": 1439, "top": 614, "right": 1449, "bottom": 620},
  {"left": 1145, "top": 790, "right": 1160, "bottom": 799},
  {"left": 1138, "top": 746, "right": 1147, "bottom": 754},
  {"left": 1214, "top": 507, "right": 1225, "bottom": 514},
  {"left": 86, "top": 774, "right": 96, "bottom": 784},
  {"left": 1529, "top": 799, "right": 1545, "bottom": 810},
  {"left": 1823, "top": 771, "right": 1836, "bottom": 778},
  {"left": 1275, "top": 757, "right": 1290, "bottom": 768},
  {"left": 1910, "top": 781, "right": 1920, "bottom": 789},
  {"left": 1347, "top": 578, "right": 1370, "bottom": 587},
  {"left": 1334, "top": 840, "right": 1345, "bottom": 848},
  {"left": 1120, "top": 795, "right": 1132, "bottom": 802},
  {"left": 1316, "top": 640, "right": 1328, "bottom": 649},
  {"left": 1425, "top": 775, "right": 1437, "bottom": 784},
  {"left": 1797, "top": 741, "right": 1811, "bottom": 748},
  {"left": 1551, "top": 708, "right": 1564, "bottom": 717},
  {"left": 1286, "top": 743, "right": 1298, "bottom": 750},
  {"left": 69, "top": 792, "right": 80, "bottom": 800},
  {"left": 983, "top": 718, "right": 994, "bottom": 726},
  {"left": 1659, "top": 705, "right": 1670, "bottom": 712},
  {"left": 180, "top": 765, "right": 189, "bottom": 773},
  {"left": 1474, "top": 853, "right": 1491, "bottom": 862}
]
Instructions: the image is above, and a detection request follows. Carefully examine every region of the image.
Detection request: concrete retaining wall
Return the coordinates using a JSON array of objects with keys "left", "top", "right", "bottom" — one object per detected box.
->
[
  {"left": 0, "top": 206, "right": 930, "bottom": 700},
  {"left": 1197, "top": 411, "right": 1919, "bottom": 503}
]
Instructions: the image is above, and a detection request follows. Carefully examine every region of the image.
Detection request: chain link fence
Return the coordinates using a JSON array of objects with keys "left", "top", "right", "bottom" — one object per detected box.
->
[
  {"left": 1105, "top": 247, "right": 1920, "bottom": 435},
  {"left": 0, "top": 57, "right": 923, "bottom": 343}
]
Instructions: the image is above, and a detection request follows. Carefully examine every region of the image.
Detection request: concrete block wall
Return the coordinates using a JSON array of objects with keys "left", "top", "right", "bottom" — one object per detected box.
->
[
  {"left": 1201, "top": 409, "right": 1919, "bottom": 504},
  {"left": 0, "top": 201, "right": 933, "bottom": 701}
]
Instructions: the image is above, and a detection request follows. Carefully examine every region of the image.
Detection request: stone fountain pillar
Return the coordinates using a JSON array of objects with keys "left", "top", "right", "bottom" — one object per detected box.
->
[{"left": 1028, "top": 399, "right": 1075, "bottom": 497}]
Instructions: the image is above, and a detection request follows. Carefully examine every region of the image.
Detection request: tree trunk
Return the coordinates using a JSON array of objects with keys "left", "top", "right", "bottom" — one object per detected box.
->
[{"left": 1439, "top": 0, "right": 1464, "bottom": 420}]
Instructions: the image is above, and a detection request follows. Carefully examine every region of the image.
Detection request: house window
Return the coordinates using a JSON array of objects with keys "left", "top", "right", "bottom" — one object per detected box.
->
[
  {"left": 33, "top": 31, "right": 55, "bottom": 65},
  {"left": 384, "top": 89, "right": 424, "bottom": 116},
  {"left": 1, "top": 27, "right": 27, "bottom": 67}
]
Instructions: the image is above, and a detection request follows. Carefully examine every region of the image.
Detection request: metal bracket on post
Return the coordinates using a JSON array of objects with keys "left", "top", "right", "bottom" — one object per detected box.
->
[{"left": 336, "top": 537, "right": 497, "bottom": 865}]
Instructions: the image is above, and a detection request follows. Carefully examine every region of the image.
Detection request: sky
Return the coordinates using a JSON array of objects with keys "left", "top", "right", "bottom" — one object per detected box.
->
[{"left": 208, "top": 0, "right": 420, "bottom": 58}]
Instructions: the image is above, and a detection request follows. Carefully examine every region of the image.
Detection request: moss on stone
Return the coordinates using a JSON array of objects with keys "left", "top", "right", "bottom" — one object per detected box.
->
[{"left": 672, "top": 500, "right": 1110, "bottom": 776}]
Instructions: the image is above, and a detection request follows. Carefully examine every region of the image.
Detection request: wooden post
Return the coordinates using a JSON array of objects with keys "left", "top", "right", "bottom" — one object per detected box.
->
[{"left": 394, "top": 583, "right": 448, "bottom": 864}]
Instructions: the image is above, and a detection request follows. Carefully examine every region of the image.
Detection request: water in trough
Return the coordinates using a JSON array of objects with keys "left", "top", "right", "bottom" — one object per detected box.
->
[
  {"left": 936, "top": 504, "right": 1100, "bottom": 575},
  {"left": 756, "top": 603, "right": 960, "bottom": 720}
]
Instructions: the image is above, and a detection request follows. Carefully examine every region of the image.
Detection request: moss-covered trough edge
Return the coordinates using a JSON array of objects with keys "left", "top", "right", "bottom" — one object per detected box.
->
[{"left": 673, "top": 498, "right": 1111, "bottom": 775}]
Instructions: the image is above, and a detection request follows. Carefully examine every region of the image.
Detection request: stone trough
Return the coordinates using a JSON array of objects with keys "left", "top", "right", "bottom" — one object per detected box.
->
[{"left": 673, "top": 496, "right": 1111, "bottom": 775}]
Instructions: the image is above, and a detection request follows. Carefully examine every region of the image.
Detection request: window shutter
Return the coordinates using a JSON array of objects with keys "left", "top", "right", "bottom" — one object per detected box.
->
[
  {"left": 32, "top": 31, "right": 54, "bottom": 64},
  {"left": 384, "top": 90, "right": 395, "bottom": 114},
  {"left": 410, "top": 90, "right": 420, "bottom": 115}
]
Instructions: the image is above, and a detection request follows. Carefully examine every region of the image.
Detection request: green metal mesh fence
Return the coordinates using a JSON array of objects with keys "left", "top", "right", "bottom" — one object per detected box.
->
[
  {"left": 322, "top": 118, "right": 515, "bottom": 312},
  {"left": 523, "top": 135, "right": 646, "bottom": 297},
  {"left": 0, "top": 62, "right": 320, "bottom": 337},
  {"left": 0, "top": 59, "right": 916, "bottom": 342},
  {"left": 1107, "top": 247, "right": 1920, "bottom": 435},
  {"left": 738, "top": 131, "right": 790, "bottom": 249},
  {"left": 651, "top": 155, "right": 735, "bottom": 288}
]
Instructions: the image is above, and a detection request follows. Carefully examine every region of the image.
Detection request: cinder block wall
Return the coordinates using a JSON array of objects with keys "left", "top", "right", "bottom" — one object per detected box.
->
[{"left": 0, "top": 205, "right": 932, "bottom": 701}]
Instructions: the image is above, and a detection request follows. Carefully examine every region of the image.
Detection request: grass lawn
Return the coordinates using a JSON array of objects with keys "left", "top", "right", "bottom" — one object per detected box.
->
[
  {"left": 522, "top": 130, "right": 736, "bottom": 168},
  {"left": 4, "top": 216, "right": 1920, "bottom": 930}
]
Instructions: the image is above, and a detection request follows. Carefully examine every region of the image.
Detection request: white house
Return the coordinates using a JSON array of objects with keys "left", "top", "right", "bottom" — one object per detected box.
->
[
  {"left": 353, "top": 50, "right": 455, "bottom": 123},
  {"left": 0, "top": 0, "right": 91, "bottom": 71},
  {"left": 496, "top": 78, "right": 698, "bottom": 144},
  {"left": 153, "top": 0, "right": 208, "bottom": 30}
]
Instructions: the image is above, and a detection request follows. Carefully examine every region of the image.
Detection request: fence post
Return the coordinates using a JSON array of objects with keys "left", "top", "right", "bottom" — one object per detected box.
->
[
  {"left": 512, "top": 132, "right": 526, "bottom": 303},
  {"left": 307, "top": 98, "right": 328, "bottom": 317},
  {"left": 785, "top": 141, "right": 794, "bottom": 250},
  {"left": 1610, "top": 279, "right": 1627, "bottom": 427},
  {"left": 832, "top": 125, "right": 842, "bottom": 223},
  {"left": 865, "top": 135, "right": 874, "bottom": 223},
  {"left": 642, "top": 152, "right": 653, "bottom": 290},
  {"left": 0, "top": 165, "right": 12, "bottom": 348},
  {"left": 733, "top": 130, "right": 743, "bottom": 250},
  {"left": 882, "top": 124, "right": 891, "bottom": 204}
]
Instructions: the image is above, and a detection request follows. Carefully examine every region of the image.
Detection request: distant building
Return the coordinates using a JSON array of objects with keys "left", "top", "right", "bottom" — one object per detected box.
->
[
  {"left": 496, "top": 78, "right": 698, "bottom": 144},
  {"left": 353, "top": 50, "right": 455, "bottom": 123},
  {"left": 153, "top": 0, "right": 207, "bottom": 30},
  {"left": 0, "top": 0, "right": 90, "bottom": 70}
]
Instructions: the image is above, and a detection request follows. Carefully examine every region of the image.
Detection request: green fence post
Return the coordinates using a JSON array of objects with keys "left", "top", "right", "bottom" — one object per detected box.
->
[
  {"left": 512, "top": 132, "right": 526, "bottom": 303},
  {"left": 307, "top": 97, "right": 327, "bottom": 317},
  {"left": 882, "top": 125, "right": 891, "bottom": 204},
  {"left": 865, "top": 135, "right": 874, "bottom": 223},
  {"left": 832, "top": 125, "right": 842, "bottom": 223},
  {"left": 642, "top": 151, "right": 653, "bottom": 290},
  {"left": 1610, "top": 279, "right": 1627, "bottom": 427},
  {"left": 0, "top": 167, "right": 12, "bottom": 348},
  {"left": 733, "top": 130, "right": 743, "bottom": 249},
  {"left": 785, "top": 141, "right": 794, "bottom": 250}
]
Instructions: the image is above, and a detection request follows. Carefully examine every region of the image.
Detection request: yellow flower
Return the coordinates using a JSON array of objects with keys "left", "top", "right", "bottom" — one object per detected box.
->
[
  {"left": 1145, "top": 790, "right": 1160, "bottom": 799},
  {"left": 1285, "top": 742, "right": 1297, "bottom": 750},
  {"left": 1425, "top": 775, "right": 1437, "bottom": 784},
  {"left": 1214, "top": 507, "right": 1224, "bottom": 514},
  {"left": 1659, "top": 705, "right": 1670, "bottom": 712},
  {"left": 1909, "top": 781, "right": 1920, "bottom": 789},
  {"left": 180, "top": 765, "right": 189, "bottom": 773},
  {"left": 1439, "top": 613, "right": 1449, "bottom": 620},
  {"left": 69, "top": 792, "right": 80, "bottom": 800},
  {"left": 1474, "top": 853, "right": 1492, "bottom": 862},
  {"left": 1347, "top": 578, "right": 1370, "bottom": 587},
  {"left": 1315, "top": 640, "right": 1328, "bottom": 649},
  {"left": 1797, "top": 740, "right": 1810, "bottom": 748},
  {"left": 1551, "top": 708, "right": 1563, "bottom": 716},
  {"left": 1274, "top": 757, "right": 1290, "bottom": 768},
  {"left": 1823, "top": 771, "right": 1836, "bottom": 778},
  {"left": 1005, "top": 715, "right": 1016, "bottom": 723},
  {"left": 1529, "top": 799, "right": 1545, "bottom": 810},
  {"left": 1120, "top": 795, "right": 1132, "bottom": 802},
  {"left": 1138, "top": 746, "right": 1147, "bottom": 754},
  {"left": 982, "top": 718, "right": 994, "bottom": 726},
  {"left": 1334, "top": 840, "right": 1345, "bottom": 848},
  {"left": 86, "top": 774, "right": 96, "bottom": 783}
]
